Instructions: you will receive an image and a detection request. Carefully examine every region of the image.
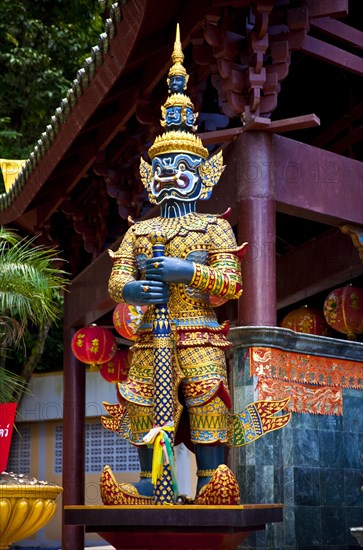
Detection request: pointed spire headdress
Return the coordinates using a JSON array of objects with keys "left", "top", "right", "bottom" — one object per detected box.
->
[
  {"left": 148, "top": 24, "right": 209, "bottom": 160},
  {"left": 167, "top": 24, "right": 188, "bottom": 83}
]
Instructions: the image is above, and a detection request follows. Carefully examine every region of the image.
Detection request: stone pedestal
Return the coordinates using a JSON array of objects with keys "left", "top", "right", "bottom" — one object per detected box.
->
[
  {"left": 64, "top": 504, "right": 283, "bottom": 550},
  {"left": 229, "top": 327, "right": 363, "bottom": 550}
]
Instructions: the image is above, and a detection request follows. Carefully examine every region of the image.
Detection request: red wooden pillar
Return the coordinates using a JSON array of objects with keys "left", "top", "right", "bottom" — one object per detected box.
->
[
  {"left": 236, "top": 132, "right": 276, "bottom": 326},
  {"left": 62, "top": 301, "right": 86, "bottom": 550}
]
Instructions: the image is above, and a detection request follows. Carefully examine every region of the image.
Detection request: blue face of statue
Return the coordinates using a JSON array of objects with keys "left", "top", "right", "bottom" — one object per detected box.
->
[
  {"left": 169, "top": 75, "right": 186, "bottom": 93},
  {"left": 151, "top": 153, "right": 203, "bottom": 208},
  {"left": 165, "top": 107, "right": 182, "bottom": 126},
  {"left": 165, "top": 106, "right": 195, "bottom": 129},
  {"left": 185, "top": 107, "right": 195, "bottom": 127}
]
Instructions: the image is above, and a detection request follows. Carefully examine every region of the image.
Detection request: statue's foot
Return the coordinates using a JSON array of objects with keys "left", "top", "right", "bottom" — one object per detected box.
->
[
  {"left": 100, "top": 465, "right": 154, "bottom": 505},
  {"left": 194, "top": 464, "right": 240, "bottom": 505}
]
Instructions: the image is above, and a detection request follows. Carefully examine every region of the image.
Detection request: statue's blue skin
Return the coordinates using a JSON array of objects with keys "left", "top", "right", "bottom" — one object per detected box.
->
[
  {"left": 165, "top": 106, "right": 182, "bottom": 126},
  {"left": 165, "top": 106, "right": 195, "bottom": 129},
  {"left": 123, "top": 152, "right": 204, "bottom": 305},
  {"left": 151, "top": 153, "right": 203, "bottom": 217},
  {"left": 168, "top": 75, "right": 186, "bottom": 93},
  {"left": 185, "top": 107, "right": 195, "bottom": 127}
]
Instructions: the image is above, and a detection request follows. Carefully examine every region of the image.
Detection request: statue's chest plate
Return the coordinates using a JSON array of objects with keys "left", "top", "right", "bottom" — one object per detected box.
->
[{"left": 134, "top": 230, "right": 210, "bottom": 264}]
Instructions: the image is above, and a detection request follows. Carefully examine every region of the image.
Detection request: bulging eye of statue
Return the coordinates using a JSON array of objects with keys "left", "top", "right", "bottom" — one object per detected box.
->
[
  {"left": 153, "top": 165, "right": 162, "bottom": 192},
  {"left": 178, "top": 162, "right": 186, "bottom": 171},
  {"left": 176, "top": 173, "right": 189, "bottom": 188}
]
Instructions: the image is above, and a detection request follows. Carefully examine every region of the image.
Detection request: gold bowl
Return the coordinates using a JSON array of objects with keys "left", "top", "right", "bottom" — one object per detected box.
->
[{"left": 0, "top": 483, "right": 63, "bottom": 550}]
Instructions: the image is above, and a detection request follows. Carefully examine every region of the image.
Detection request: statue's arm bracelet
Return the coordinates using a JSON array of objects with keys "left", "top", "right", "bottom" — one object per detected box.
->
[
  {"left": 190, "top": 262, "right": 241, "bottom": 299},
  {"left": 108, "top": 257, "right": 137, "bottom": 303}
]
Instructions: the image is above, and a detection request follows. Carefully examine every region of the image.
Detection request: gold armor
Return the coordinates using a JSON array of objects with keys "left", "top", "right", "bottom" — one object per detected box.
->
[{"left": 108, "top": 212, "right": 246, "bottom": 446}]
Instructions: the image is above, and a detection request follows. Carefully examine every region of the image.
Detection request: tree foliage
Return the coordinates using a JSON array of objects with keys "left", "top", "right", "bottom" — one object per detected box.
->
[
  {"left": 0, "top": 227, "right": 68, "bottom": 332},
  {"left": 0, "top": 227, "right": 68, "bottom": 401},
  {"left": 0, "top": 0, "right": 103, "bottom": 159}
]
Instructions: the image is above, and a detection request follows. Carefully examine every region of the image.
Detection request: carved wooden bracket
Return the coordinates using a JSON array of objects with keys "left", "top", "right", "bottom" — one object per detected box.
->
[{"left": 192, "top": 0, "right": 312, "bottom": 120}]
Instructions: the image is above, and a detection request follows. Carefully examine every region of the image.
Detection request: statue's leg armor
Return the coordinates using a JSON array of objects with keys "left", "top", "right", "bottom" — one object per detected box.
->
[
  {"left": 100, "top": 402, "right": 154, "bottom": 504},
  {"left": 189, "top": 397, "right": 240, "bottom": 505},
  {"left": 100, "top": 348, "right": 155, "bottom": 505},
  {"left": 179, "top": 346, "right": 240, "bottom": 505},
  {"left": 126, "top": 401, "right": 154, "bottom": 495},
  {"left": 188, "top": 397, "right": 228, "bottom": 489}
]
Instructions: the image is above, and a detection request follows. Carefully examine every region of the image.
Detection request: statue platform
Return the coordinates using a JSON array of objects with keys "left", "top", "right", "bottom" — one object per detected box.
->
[{"left": 64, "top": 503, "right": 283, "bottom": 550}]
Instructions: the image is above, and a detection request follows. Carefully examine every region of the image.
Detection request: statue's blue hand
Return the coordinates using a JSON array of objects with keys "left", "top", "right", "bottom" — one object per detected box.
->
[
  {"left": 122, "top": 280, "right": 169, "bottom": 305},
  {"left": 145, "top": 256, "right": 194, "bottom": 284}
]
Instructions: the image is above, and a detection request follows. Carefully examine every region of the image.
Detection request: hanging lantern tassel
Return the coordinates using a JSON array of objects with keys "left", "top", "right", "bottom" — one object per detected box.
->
[
  {"left": 143, "top": 422, "right": 178, "bottom": 498},
  {"left": 89, "top": 364, "right": 99, "bottom": 372}
]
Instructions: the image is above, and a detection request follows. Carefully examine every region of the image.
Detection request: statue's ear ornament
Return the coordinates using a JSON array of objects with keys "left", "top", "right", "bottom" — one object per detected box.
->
[
  {"left": 139, "top": 157, "right": 156, "bottom": 204},
  {"left": 199, "top": 150, "right": 225, "bottom": 200}
]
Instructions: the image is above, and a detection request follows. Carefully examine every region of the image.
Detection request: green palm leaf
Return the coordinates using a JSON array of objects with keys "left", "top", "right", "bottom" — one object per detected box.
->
[
  {"left": 0, "top": 227, "right": 68, "bottom": 331},
  {"left": 0, "top": 367, "right": 27, "bottom": 404},
  {"left": 0, "top": 227, "right": 69, "bottom": 402}
]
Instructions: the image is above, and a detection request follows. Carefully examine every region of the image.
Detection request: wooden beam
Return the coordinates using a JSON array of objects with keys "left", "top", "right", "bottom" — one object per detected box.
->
[
  {"left": 304, "top": 0, "right": 348, "bottom": 19},
  {"left": 62, "top": 326, "right": 85, "bottom": 550},
  {"left": 301, "top": 35, "right": 363, "bottom": 76},
  {"left": 198, "top": 114, "right": 320, "bottom": 144},
  {"left": 265, "top": 114, "right": 320, "bottom": 132},
  {"left": 310, "top": 17, "right": 363, "bottom": 50},
  {"left": 273, "top": 133, "right": 363, "bottom": 227},
  {"left": 199, "top": 126, "right": 245, "bottom": 144},
  {"left": 277, "top": 228, "right": 363, "bottom": 309}
]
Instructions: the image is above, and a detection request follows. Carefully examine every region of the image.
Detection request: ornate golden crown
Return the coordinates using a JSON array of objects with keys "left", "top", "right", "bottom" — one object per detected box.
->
[
  {"left": 162, "top": 93, "right": 194, "bottom": 112},
  {"left": 148, "top": 131, "right": 208, "bottom": 159}
]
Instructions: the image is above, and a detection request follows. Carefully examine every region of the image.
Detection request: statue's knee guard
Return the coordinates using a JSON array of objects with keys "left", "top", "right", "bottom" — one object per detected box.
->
[
  {"left": 188, "top": 396, "right": 229, "bottom": 444},
  {"left": 127, "top": 402, "right": 154, "bottom": 445}
]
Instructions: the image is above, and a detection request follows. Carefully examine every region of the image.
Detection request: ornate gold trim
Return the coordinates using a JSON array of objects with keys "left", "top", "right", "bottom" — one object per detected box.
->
[
  {"left": 148, "top": 131, "right": 208, "bottom": 160},
  {"left": 197, "top": 469, "right": 215, "bottom": 477}
]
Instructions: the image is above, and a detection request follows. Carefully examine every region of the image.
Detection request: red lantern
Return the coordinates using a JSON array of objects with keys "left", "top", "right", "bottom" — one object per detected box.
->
[
  {"left": 281, "top": 305, "right": 330, "bottom": 336},
  {"left": 113, "top": 303, "right": 147, "bottom": 340},
  {"left": 324, "top": 285, "right": 363, "bottom": 339},
  {"left": 71, "top": 325, "right": 117, "bottom": 365},
  {"left": 99, "top": 349, "right": 129, "bottom": 383}
]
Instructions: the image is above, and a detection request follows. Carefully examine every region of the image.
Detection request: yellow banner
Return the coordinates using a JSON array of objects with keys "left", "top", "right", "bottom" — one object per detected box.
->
[{"left": 0, "top": 159, "right": 26, "bottom": 192}]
